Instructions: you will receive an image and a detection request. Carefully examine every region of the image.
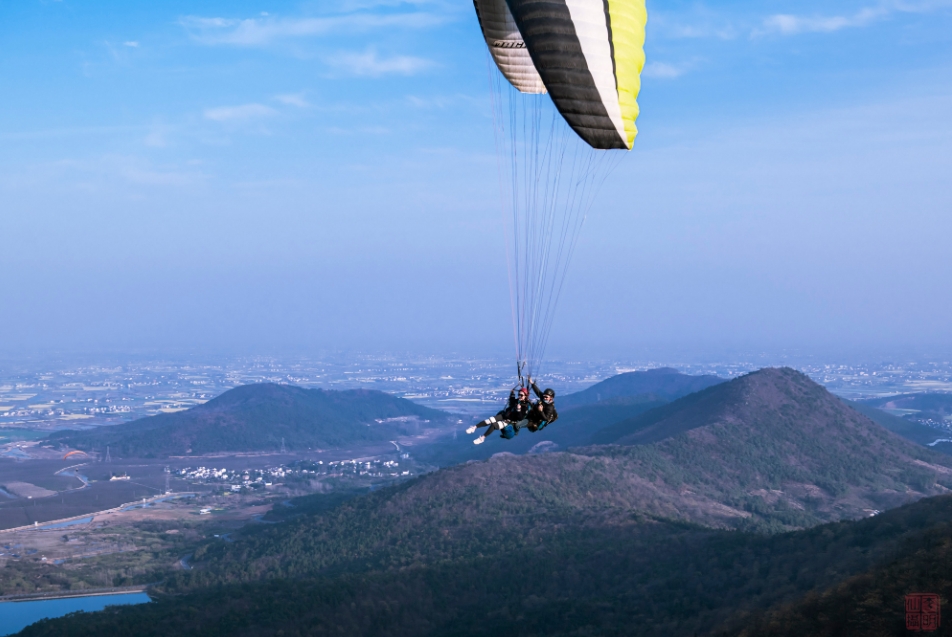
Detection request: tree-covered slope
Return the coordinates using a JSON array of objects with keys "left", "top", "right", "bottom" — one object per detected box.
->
[
  {"left": 558, "top": 367, "right": 725, "bottom": 409},
  {"left": 585, "top": 368, "right": 952, "bottom": 517},
  {"left": 20, "top": 495, "right": 952, "bottom": 637},
  {"left": 48, "top": 383, "right": 454, "bottom": 457},
  {"left": 726, "top": 504, "right": 952, "bottom": 637},
  {"left": 593, "top": 367, "right": 877, "bottom": 446}
]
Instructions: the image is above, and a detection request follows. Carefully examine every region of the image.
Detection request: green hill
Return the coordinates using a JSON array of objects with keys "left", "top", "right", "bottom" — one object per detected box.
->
[
  {"left": 47, "top": 383, "right": 454, "bottom": 458},
  {"left": 558, "top": 366, "right": 725, "bottom": 408},
  {"left": 581, "top": 369, "right": 952, "bottom": 514},
  {"left": 593, "top": 367, "right": 886, "bottom": 446}
]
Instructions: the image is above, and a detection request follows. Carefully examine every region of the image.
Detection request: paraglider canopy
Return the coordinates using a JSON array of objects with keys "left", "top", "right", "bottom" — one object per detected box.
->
[
  {"left": 473, "top": 0, "right": 546, "bottom": 94},
  {"left": 475, "top": 0, "right": 647, "bottom": 150}
]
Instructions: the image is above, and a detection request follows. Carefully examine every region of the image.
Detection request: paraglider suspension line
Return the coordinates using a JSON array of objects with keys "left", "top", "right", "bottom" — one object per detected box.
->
[{"left": 486, "top": 58, "right": 622, "bottom": 384}]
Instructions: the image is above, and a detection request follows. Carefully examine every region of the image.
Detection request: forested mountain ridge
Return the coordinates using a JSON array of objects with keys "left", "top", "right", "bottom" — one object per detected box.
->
[
  {"left": 726, "top": 498, "right": 952, "bottom": 636},
  {"left": 21, "top": 492, "right": 952, "bottom": 636},
  {"left": 586, "top": 368, "right": 952, "bottom": 518},
  {"left": 592, "top": 366, "right": 887, "bottom": 446},
  {"left": 47, "top": 383, "right": 454, "bottom": 457}
]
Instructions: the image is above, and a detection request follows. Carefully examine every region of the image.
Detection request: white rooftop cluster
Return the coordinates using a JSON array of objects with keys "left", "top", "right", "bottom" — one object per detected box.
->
[{"left": 177, "top": 457, "right": 412, "bottom": 487}]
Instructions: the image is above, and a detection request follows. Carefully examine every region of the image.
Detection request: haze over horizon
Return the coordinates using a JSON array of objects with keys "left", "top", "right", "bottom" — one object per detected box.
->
[{"left": 2, "top": 0, "right": 951, "bottom": 361}]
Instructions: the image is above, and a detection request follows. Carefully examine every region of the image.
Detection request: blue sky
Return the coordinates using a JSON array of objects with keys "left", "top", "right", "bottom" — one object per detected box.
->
[{"left": 1, "top": 0, "right": 951, "bottom": 362}]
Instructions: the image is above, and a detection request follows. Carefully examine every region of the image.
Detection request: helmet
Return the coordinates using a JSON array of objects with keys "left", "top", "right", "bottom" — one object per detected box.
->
[
  {"left": 518, "top": 387, "right": 530, "bottom": 398},
  {"left": 543, "top": 388, "right": 555, "bottom": 398}
]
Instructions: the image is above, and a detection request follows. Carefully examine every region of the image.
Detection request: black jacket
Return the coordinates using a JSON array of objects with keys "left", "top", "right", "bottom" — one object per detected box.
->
[
  {"left": 528, "top": 383, "right": 558, "bottom": 425},
  {"left": 501, "top": 390, "right": 530, "bottom": 422}
]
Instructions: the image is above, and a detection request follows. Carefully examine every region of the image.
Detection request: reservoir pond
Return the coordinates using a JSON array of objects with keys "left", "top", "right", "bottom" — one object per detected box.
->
[{"left": 0, "top": 592, "right": 149, "bottom": 635}]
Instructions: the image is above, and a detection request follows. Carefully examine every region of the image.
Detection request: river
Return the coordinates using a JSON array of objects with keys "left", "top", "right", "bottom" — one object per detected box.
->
[{"left": 0, "top": 592, "right": 149, "bottom": 635}]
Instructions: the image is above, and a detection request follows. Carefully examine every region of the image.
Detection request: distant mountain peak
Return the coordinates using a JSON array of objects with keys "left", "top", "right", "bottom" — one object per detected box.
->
[
  {"left": 591, "top": 366, "right": 851, "bottom": 446},
  {"left": 558, "top": 367, "right": 724, "bottom": 409},
  {"left": 49, "top": 383, "right": 453, "bottom": 457},
  {"left": 580, "top": 366, "right": 952, "bottom": 522}
]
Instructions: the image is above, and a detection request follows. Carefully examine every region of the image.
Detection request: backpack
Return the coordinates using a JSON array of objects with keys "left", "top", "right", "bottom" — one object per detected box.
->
[{"left": 499, "top": 424, "right": 517, "bottom": 439}]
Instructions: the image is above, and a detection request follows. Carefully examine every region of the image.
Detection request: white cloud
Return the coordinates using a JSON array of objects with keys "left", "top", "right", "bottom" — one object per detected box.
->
[
  {"left": 203, "top": 103, "right": 276, "bottom": 122},
  {"left": 891, "top": 0, "right": 952, "bottom": 11},
  {"left": 180, "top": 12, "right": 445, "bottom": 47},
  {"left": 274, "top": 94, "right": 310, "bottom": 108},
  {"left": 756, "top": 0, "right": 952, "bottom": 36},
  {"left": 102, "top": 40, "right": 139, "bottom": 63},
  {"left": 643, "top": 62, "right": 688, "bottom": 79},
  {"left": 325, "top": 50, "right": 434, "bottom": 76},
  {"left": 758, "top": 7, "right": 887, "bottom": 35}
]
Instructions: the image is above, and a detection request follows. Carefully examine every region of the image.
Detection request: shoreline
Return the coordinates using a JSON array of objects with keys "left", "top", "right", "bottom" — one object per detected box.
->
[{"left": 0, "top": 585, "right": 150, "bottom": 603}]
